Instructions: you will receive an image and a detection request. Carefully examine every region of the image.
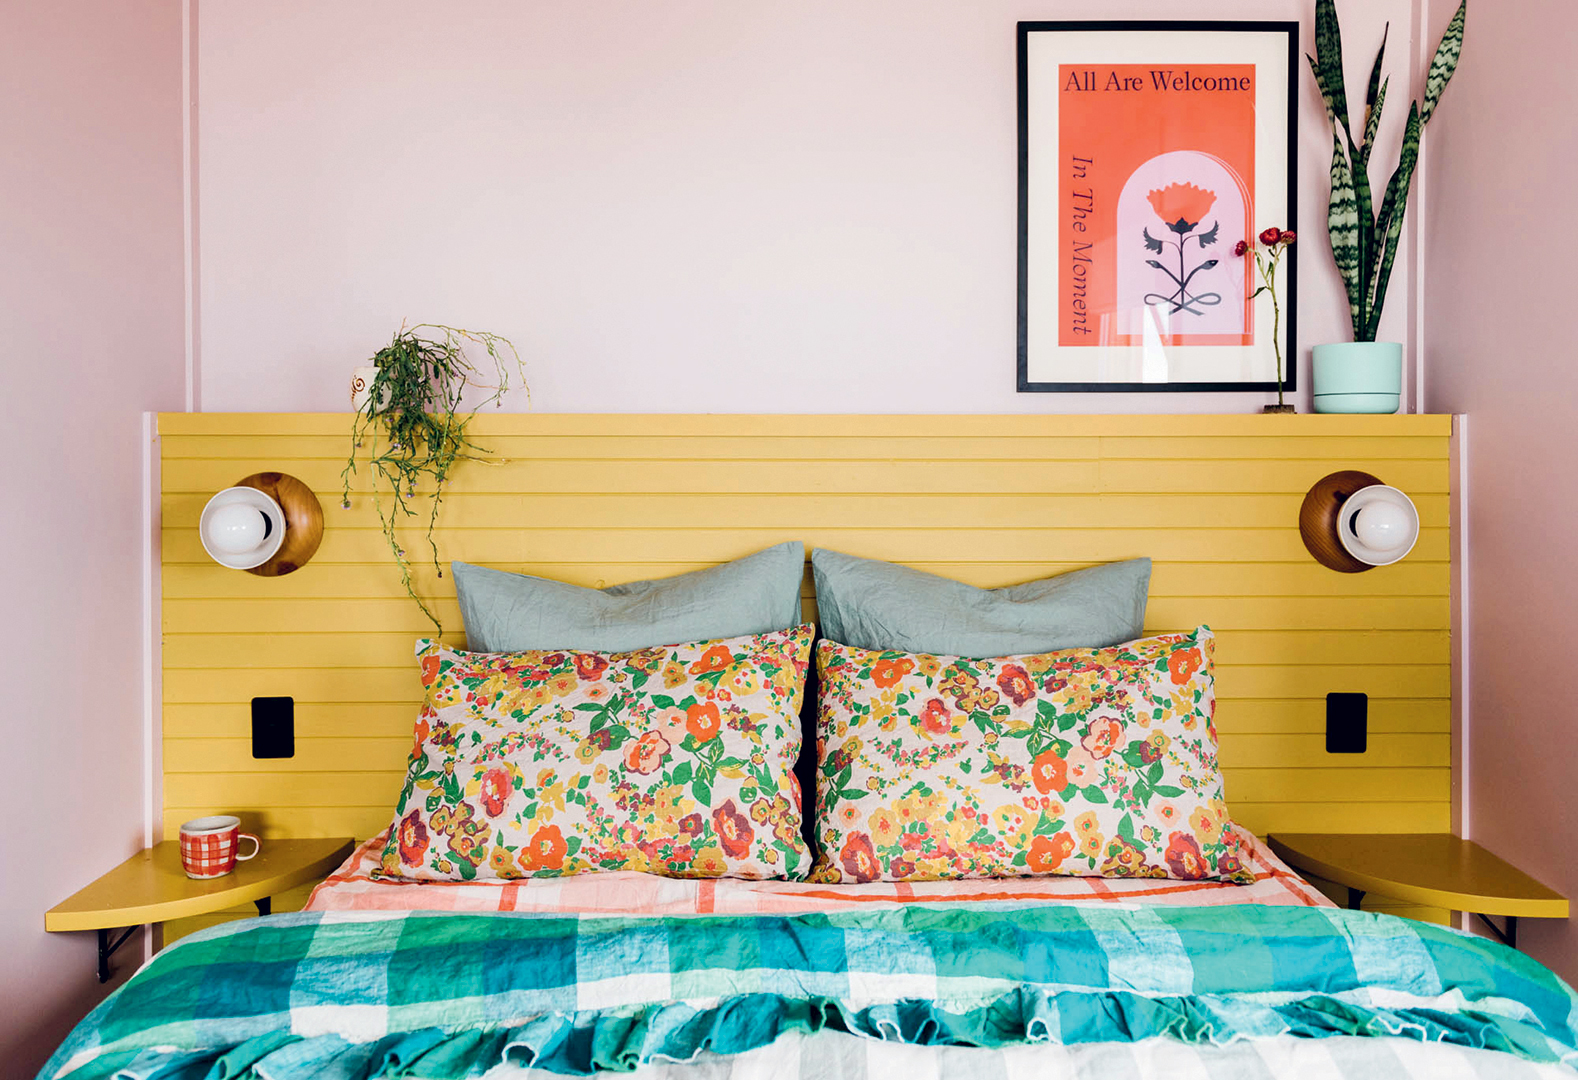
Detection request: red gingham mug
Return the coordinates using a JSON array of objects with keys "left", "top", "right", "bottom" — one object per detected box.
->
[{"left": 179, "top": 815, "right": 260, "bottom": 879}]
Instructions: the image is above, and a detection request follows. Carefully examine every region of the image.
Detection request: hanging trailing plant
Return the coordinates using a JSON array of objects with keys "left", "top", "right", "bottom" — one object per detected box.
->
[
  {"left": 341, "top": 324, "right": 527, "bottom": 631},
  {"left": 1308, "top": 0, "right": 1466, "bottom": 342}
]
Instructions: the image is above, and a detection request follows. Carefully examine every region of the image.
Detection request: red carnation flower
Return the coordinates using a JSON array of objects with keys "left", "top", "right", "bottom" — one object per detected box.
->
[
  {"left": 1280, "top": 230, "right": 1297, "bottom": 245},
  {"left": 1233, "top": 239, "right": 1249, "bottom": 257},
  {"left": 1258, "top": 227, "right": 1283, "bottom": 246}
]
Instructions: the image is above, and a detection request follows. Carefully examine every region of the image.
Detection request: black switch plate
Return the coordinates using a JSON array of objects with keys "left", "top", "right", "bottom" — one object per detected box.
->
[
  {"left": 252, "top": 696, "right": 295, "bottom": 759},
  {"left": 1326, "top": 692, "right": 1367, "bottom": 754}
]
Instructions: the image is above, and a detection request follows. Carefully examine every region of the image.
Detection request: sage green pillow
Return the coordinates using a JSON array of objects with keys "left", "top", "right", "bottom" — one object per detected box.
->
[
  {"left": 454, "top": 542, "right": 805, "bottom": 652},
  {"left": 810, "top": 549, "right": 1150, "bottom": 656}
]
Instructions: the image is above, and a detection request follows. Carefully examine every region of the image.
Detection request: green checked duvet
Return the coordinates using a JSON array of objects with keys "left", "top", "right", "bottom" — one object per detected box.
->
[{"left": 41, "top": 904, "right": 1578, "bottom": 1079}]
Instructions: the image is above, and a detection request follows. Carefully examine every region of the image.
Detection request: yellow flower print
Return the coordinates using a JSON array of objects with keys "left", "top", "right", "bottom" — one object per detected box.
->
[
  {"left": 537, "top": 775, "right": 566, "bottom": 816},
  {"left": 946, "top": 816, "right": 976, "bottom": 850},
  {"left": 917, "top": 655, "right": 942, "bottom": 677},
  {"left": 662, "top": 661, "right": 688, "bottom": 689},
  {"left": 549, "top": 674, "right": 579, "bottom": 698},
  {"left": 916, "top": 792, "right": 950, "bottom": 825},
  {"left": 691, "top": 846, "right": 728, "bottom": 876},
  {"left": 991, "top": 805, "right": 1032, "bottom": 847},
  {"left": 1080, "top": 829, "right": 1105, "bottom": 860},
  {"left": 1190, "top": 801, "right": 1228, "bottom": 845},
  {"left": 593, "top": 764, "right": 608, "bottom": 785},
  {"left": 1073, "top": 810, "right": 1101, "bottom": 837},
  {"left": 725, "top": 664, "right": 760, "bottom": 696},
  {"left": 574, "top": 739, "right": 599, "bottom": 764},
  {"left": 869, "top": 807, "right": 900, "bottom": 847},
  {"left": 488, "top": 845, "right": 519, "bottom": 877},
  {"left": 871, "top": 700, "right": 896, "bottom": 730}
]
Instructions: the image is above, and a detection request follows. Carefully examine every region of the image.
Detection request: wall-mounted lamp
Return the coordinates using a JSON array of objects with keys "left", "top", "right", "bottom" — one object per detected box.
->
[
  {"left": 1299, "top": 470, "right": 1420, "bottom": 573},
  {"left": 198, "top": 472, "right": 323, "bottom": 576}
]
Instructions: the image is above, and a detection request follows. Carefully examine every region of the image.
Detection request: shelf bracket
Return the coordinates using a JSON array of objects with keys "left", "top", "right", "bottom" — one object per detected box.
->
[
  {"left": 96, "top": 926, "right": 138, "bottom": 983},
  {"left": 1475, "top": 912, "right": 1518, "bottom": 949}
]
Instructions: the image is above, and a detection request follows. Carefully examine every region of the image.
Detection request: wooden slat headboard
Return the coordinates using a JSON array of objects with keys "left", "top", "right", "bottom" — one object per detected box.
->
[{"left": 160, "top": 413, "right": 1451, "bottom": 867}]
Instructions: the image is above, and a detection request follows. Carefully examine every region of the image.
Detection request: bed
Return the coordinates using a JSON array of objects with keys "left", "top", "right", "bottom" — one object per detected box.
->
[
  {"left": 61, "top": 414, "right": 1560, "bottom": 1078},
  {"left": 41, "top": 837, "right": 1578, "bottom": 1078},
  {"left": 41, "top": 631, "right": 1578, "bottom": 1079}
]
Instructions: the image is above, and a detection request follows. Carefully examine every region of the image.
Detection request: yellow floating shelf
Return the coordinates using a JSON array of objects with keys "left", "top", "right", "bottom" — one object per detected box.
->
[
  {"left": 46, "top": 837, "right": 353, "bottom": 933},
  {"left": 1268, "top": 833, "right": 1569, "bottom": 919}
]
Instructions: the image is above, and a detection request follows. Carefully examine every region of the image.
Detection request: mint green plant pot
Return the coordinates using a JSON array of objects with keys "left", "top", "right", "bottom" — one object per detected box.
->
[{"left": 1312, "top": 342, "right": 1402, "bottom": 414}]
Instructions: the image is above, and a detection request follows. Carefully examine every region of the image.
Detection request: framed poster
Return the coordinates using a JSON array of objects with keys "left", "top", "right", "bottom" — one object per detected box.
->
[{"left": 1017, "top": 22, "right": 1298, "bottom": 393}]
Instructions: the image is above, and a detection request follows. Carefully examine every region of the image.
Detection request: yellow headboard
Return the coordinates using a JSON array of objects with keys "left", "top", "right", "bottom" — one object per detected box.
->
[{"left": 160, "top": 413, "right": 1450, "bottom": 925}]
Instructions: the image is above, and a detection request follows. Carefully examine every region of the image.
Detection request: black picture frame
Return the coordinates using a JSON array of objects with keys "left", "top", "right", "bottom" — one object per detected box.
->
[{"left": 1016, "top": 21, "right": 1299, "bottom": 394}]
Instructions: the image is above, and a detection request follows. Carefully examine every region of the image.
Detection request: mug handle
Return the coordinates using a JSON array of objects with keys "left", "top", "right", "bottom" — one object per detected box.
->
[{"left": 236, "top": 833, "right": 261, "bottom": 862}]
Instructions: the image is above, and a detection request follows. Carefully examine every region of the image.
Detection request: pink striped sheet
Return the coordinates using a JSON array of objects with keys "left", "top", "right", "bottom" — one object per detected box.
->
[{"left": 305, "top": 831, "right": 1333, "bottom": 914}]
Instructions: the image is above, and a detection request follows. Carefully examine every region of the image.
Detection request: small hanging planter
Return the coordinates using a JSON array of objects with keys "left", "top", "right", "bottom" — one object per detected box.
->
[{"left": 341, "top": 324, "right": 527, "bottom": 631}]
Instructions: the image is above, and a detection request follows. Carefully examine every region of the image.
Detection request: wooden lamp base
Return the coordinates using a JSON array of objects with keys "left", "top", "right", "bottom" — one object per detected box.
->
[
  {"left": 235, "top": 472, "right": 323, "bottom": 576},
  {"left": 1299, "top": 470, "right": 1383, "bottom": 573}
]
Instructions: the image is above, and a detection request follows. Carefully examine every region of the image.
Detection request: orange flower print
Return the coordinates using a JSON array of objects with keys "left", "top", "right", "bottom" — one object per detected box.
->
[
  {"left": 624, "top": 729, "right": 671, "bottom": 775},
  {"left": 478, "top": 767, "right": 511, "bottom": 818},
  {"left": 420, "top": 652, "right": 442, "bottom": 685},
  {"left": 397, "top": 810, "right": 429, "bottom": 865},
  {"left": 520, "top": 825, "right": 567, "bottom": 872},
  {"left": 1026, "top": 831, "right": 1075, "bottom": 873},
  {"left": 840, "top": 832, "right": 881, "bottom": 883},
  {"left": 573, "top": 653, "right": 609, "bottom": 680},
  {"left": 871, "top": 657, "right": 915, "bottom": 689},
  {"left": 1081, "top": 716, "right": 1125, "bottom": 760},
  {"left": 1031, "top": 750, "right": 1069, "bottom": 794},
  {"left": 1147, "top": 182, "right": 1217, "bottom": 232},
  {"left": 686, "top": 701, "right": 722, "bottom": 743},
  {"left": 1168, "top": 647, "right": 1203, "bottom": 685},
  {"left": 690, "top": 645, "right": 734, "bottom": 675},
  {"left": 712, "top": 799, "right": 755, "bottom": 858},
  {"left": 996, "top": 664, "right": 1035, "bottom": 707},
  {"left": 1164, "top": 831, "right": 1207, "bottom": 879},
  {"left": 917, "top": 697, "right": 953, "bottom": 737}
]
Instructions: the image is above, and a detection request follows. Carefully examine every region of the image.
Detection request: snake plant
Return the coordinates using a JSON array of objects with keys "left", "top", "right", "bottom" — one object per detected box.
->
[{"left": 1309, "top": 0, "right": 1466, "bottom": 342}]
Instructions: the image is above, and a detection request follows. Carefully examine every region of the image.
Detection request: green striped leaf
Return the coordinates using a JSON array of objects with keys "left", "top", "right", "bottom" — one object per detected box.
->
[
  {"left": 1313, "top": 0, "right": 1352, "bottom": 133},
  {"left": 1364, "top": 25, "right": 1388, "bottom": 127},
  {"left": 1306, "top": 52, "right": 1339, "bottom": 128},
  {"left": 1327, "top": 133, "right": 1364, "bottom": 339},
  {"left": 1360, "top": 78, "right": 1389, "bottom": 168},
  {"left": 1422, "top": 0, "right": 1467, "bottom": 125},
  {"left": 1366, "top": 103, "right": 1422, "bottom": 342}
]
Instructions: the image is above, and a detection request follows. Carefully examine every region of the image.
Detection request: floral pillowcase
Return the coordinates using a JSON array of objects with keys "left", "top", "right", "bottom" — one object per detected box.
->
[
  {"left": 378, "top": 625, "right": 814, "bottom": 882},
  {"left": 810, "top": 627, "right": 1254, "bottom": 885}
]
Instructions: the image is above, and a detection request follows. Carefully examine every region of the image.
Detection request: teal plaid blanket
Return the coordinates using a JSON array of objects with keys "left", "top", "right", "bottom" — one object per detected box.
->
[{"left": 41, "top": 904, "right": 1578, "bottom": 1079}]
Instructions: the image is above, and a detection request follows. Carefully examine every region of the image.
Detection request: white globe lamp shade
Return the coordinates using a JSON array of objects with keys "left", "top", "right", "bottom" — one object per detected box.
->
[
  {"left": 199, "top": 486, "right": 286, "bottom": 570},
  {"left": 1337, "top": 485, "right": 1420, "bottom": 567}
]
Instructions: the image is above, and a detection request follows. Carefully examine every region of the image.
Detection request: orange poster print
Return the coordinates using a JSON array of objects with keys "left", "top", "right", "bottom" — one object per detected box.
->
[{"left": 1058, "top": 64, "right": 1256, "bottom": 348}]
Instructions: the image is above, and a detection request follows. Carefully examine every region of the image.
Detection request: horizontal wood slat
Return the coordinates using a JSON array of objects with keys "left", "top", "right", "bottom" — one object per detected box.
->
[
  {"left": 161, "top": 526, "right": 1451, "bottom": 566},
  {"left": 159, "top": 663, "right": 1449, "bottom": 705},
  {"left": 158, "top": 413, "right": 1454, "bottom": 438},
  {"left": 161, "top": 413, "right": 1453, "bottom": 886},
  {"left": 161, "top": 492, "right": 1454, "bottom": 534},
  {"left": 161, "top": 629, "right": 1451, "bottom": 669},
  {"left": 162, "top": 595, "right": 1451, "bottom": 634}
]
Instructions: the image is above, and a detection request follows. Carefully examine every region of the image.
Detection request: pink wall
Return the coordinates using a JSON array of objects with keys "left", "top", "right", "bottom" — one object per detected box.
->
[
  {"left": 1424, "top": 0, "right": 1578, "bottom": 980},
  {"left": 0, "top": 1, "right": 185, "bottom": 1072},
  {"left": 193, "top": 0, "right": 1419, "bottom": 414}
]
